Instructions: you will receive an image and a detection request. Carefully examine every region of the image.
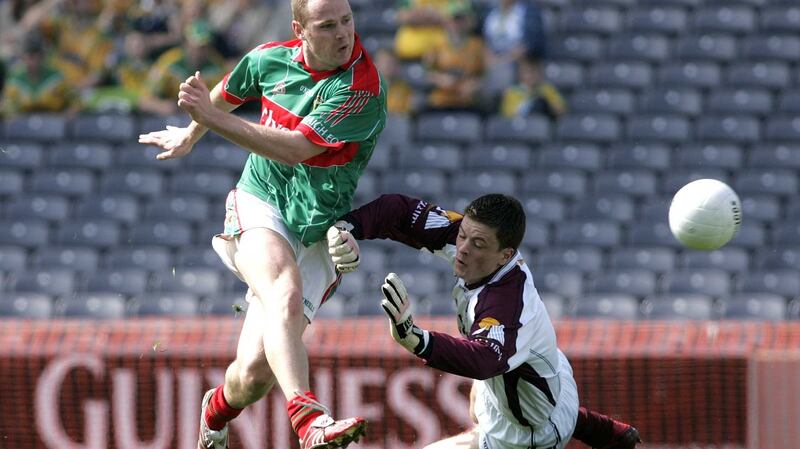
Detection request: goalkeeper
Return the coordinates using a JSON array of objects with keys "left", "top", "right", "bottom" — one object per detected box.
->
[{"left": 326, "top": 193, "right": 641, "bottom": 449}]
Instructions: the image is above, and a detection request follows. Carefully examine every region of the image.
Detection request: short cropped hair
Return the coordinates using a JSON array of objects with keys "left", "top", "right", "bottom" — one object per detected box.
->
[
  {"left": 292, "top": 0, "right": 310, "bottom": 25},
  {"left": 464, "top": 194, "right": 526, "bottom": 251}
]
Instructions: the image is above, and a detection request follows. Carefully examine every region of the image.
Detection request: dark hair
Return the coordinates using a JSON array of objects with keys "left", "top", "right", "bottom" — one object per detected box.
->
[{"left": 464, "top": 194, "right": 526, "bottom": 251}]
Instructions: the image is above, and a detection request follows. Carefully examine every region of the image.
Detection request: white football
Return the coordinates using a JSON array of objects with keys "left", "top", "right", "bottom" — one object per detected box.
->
[{"left": 668, "top": 179, "right": 742, "bottom": 250}]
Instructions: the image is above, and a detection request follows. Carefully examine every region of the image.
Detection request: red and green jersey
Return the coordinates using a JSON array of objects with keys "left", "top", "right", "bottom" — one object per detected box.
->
[{"left": 221, "top": 36, "right": 387, "bottom": 246}]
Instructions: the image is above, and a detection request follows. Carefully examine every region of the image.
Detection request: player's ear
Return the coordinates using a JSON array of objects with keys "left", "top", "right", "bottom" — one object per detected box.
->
[
  {"left": 291, "top": 20, "right": 304, "bottom": 40},
  {"left": 499, "top": 247, "right": 515, "bottom": 264}
]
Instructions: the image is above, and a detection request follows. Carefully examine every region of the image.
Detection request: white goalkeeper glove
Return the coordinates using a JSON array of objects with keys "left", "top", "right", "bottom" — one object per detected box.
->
[
  {"left": 381, "top": 273, "right": 428, "bottom": 355},
  {"left": 326, "top": 221, "right": 360, "bottom": 273}
]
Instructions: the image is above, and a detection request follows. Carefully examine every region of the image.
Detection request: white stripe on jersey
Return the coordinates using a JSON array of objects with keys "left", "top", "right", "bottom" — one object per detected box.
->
[{"left": 425, "top": 211, "right": 451, "bottom": 229}]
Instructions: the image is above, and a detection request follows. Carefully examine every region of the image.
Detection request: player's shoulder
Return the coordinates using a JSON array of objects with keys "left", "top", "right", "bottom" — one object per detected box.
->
[
  {"left": 339, "top": 50, "right": 382, "bottom": 97},
  {"left": 248, "top": 39, "right": 302, "bottom": 58}
]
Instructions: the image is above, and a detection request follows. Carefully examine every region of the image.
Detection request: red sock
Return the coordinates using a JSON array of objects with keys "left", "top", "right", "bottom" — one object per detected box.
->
[
  {"left": 287, "top": 390, "right": 326, "bottom": 439},
  {"left": 572, "top": 406, "right": 629, "bottom": 448},
  {"left": 205, "top": 386, "right": 243, "bottom": 431}
]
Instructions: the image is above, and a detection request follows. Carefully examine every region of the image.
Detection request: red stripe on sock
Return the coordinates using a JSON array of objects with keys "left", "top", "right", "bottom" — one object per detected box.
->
[
  {"left": 287, "top": 390, "right": 325, "bottom": 440},
  {"left": 205, "top": 386, "right": 243, "bottom": 431}
]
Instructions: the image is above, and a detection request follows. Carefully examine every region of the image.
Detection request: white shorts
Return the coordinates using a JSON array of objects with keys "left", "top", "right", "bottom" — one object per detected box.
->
[
  {"left": 212, "top": 189, "right": 340, "bottom": 322},
  {"left": 475, "top": 350, "right": 579, "bottom": 449}
]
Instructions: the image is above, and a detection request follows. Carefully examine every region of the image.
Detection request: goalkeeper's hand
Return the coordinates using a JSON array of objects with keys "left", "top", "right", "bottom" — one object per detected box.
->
[
  {"left": 326, "top": 221, "right": 359, "bottom": 273},
  {"left": 381, "top": 273, "right": 428, "bottom": 355}
]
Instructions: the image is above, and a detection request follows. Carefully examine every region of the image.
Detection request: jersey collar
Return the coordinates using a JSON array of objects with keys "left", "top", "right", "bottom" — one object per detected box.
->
[{"left": 293, "top": 34, "right": 364, "bottom": 81}]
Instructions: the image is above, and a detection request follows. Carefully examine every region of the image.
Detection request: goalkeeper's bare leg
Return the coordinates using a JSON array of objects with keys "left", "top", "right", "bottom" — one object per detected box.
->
[{"left": 198, "top": 228, "right": 365, "bottom": 449}]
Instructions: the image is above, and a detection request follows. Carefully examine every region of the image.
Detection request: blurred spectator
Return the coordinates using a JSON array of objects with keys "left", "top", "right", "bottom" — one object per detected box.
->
[
  {"left": 482, "top": 0, "right": 547, "bottom": 97},
  {"left": 394, "top": 0, "right": 470, "bottom": 61},
  {"left": 208, "top": 0, "right": 293, "bottom": 59},
  {"left": 128, "top": 0, "right": 182, "bottom": 58},
  {"left": 423, "top": 3, "right": 485, "bottom": 111},
  {"left": 1, "top": 32, "right": 77, "bottom": 116},
  {"left": 374, "top": 47, "right": 417, "bottom": 115},
  {"left": 499, "top": 54, "right": 565, "bottom": 120},
  {"left": 145, "top": 19, "right": 228, "bottom": 115}
]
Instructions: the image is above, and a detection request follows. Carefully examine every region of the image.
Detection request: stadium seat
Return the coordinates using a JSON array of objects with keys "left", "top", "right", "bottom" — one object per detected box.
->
[
  {"left": 641, "top": 294, "right": 714, "bottom": 320},
  {"left": 720, "top": 294, "right": 787, "bottom": 321},
  {"left": 71, "top": 114, "right": 135, "bottom": 142},
  {"left": 627, "top": 6, "right": 688, "bottom": 34},
  {"left": 765, "top": 116, "right": 800, "bottom": 141},
  {"left": 637, "top": 195, "right": 672, "bottom": 222},
  {"left": 382, "top": 170, "right": 447, "bottom": 198},
  {"left": 682, "top": 247, "right": 749, "bottom": 274},
  {"left": 549, "top": 34, "right": 607, "bottom": 63},
  {"left": 664, "top": 269, "right": 732, "bottom": 297},
  {"left": 607, "top": 143, "right": 672, "bottom": 171},
  {"left": 544, "top": 61, "right": 585, "bottom": 90},
  {"left": 639, "top": 88, "right": 702, "bottom": 116},
  {"left": 0, "top": 142, "right": 43, "bottom": 169},
  {"left": 145, "top": 195, "right": 209, "bottom": 222},
  {"left": 201, "top": 292, "right": 248, "bottom": 317},
  {"left": 175, "top": 246, "right": 226, "bottom": 269},
  {"left": 185, "top": 142, "right": 249, "bottom": 171},
  {"left": 398, "top": 143, "right": 462, "bottom": 171},
  {"left": 627, "top": 115, "right": 690, "bottom": 143},
  {"left": 595, "top": 169, "right": 658, "bottom": 196},
  {"left": 350, "top": 291, "right": 384, "bottom": 316},
  {"left": 696, "top": 115, "right": 761, "bottom": 143},
  {"left": 571, "top": 194, "right": 634, "bottom": 222},
  {"left": 6, "top": 194, "right": 70, "bottom": 221},
  {"left": 129, "top": 220, "right": 193, "bottom": 247},
  {"left": 756, "top": 247, "right": 800, "bottom": 271},
  {"left": 101, "top": 168, "right": 164, "bottom": 197},
  {"left": 85, "top": 268, "right": 150, "bottom": 296},
  {"left": 589, "top": 269, "right": 658, "bottom": 297},
  {"left": 0, "top": 246, "right": 27, "bottom": 272},
  {"left": 538, "top": 247, "right": 603, "bottom": 273},
  {"left": 692, "top": 6, "right": 755, "bottom": 33},
  {"left": 740, "top": 195, "right": 780, "bottom": 223},
  {"left": 35, "top": 247, "right": 100, "bottom": 273},
  {"left": 607, "top": 33, "right": 670, "bottom": 62},
  {"left": 570, "top": 88, "right": 635, "bottom": 115},
  {"left": 56, "top": 293, "right": 129, "bottom": 319},
  {"left": 538, "top": 143, "right": 602, "bottom": 172},
  {"left": 539, "top": 293, "right": 568, "bottom": 321},
  {"left": 75, "top": 194, "right": 139, "bottom": 223},
  {"left": 354, "top": 8, "right": 397, "bottom": 35},
  {"left": 727, "top": 62, "right": 791, "bottom": 89},
  {"left": 314, "top": 294, "right": 349, "bottom": 319},
  {"left": 484, "top": 115, "right": 551, "bottom": 144},
  {"left": 522, "top": 170, "right": 587, "bottom": 198},
  {"left": 353, "top": 171, "right": 378, "bottom": 200},
  {"left": 172, "top": 170, "right": 236, "bottom": 196},
  {"left": 4, "top": 114, "right": 66, "bottom": 141},
  {"left": 760, "top": 6, "right": 800, "bottom": 32},
  {"left": 779, "top": 91, "right": 800, "bottom": 114},
  {"left": 391, "top": 248, "right": 447, "bottom": 272},
  {"left": 0, "top": 293, "right": 53, "bottom": 319},
  {"left": 676, "top": 144, "right": 743, "bottom": 170},
  {"left": 638, "top": 0, "right": 699, "bottom": 6},
  {"left": 734, "top": 169, "right": 798, "bottom": 196},
  {"left": 741, "top": 35, "right": 800, "bottom": 62},
  {"left": 466, "top": 143, "right": 531, "bottom": 171},
  {"left": 381, "top": 114, "right": 412, "bottom": 146},
  {"left": 0, "top": 169, "right": 23, "bottom": 195},
  {"left": 138, "top": 114, "right": 188, "bottom": 136},
  {"left": 588, "top": 61, "right": 653, "bottom": 89},
  {"left": 531, "top": 268, "right": 583, "bottom": 299},
  {"left": 9, "top": 269, "right": 77, "bottom": 297},
  {"left": 366, "top": 142, "right": 391, "bottom": 171},
  {"left": 355, "top": 244, "right": 388, "bottom": 275},
  {"left": 675, "top": 34, "right": 737, "bottom": 62},
  {"left": 559, "top": 7, "right": 622, "bottom": 34},
  {"left": 31, "top": 169, "right": 95, "bottom": 196},
  {"left": 57, "top": 219, "right": 121, "bottom": 247},
  {"left": 154, "top": 268, "right": 223, "bottom": 295},
  {"left": 416, "top": 112, "right": 482, "bottom": 143},
  {"left": 660, "top": 169, "right": 729, "bottom": 195},
  {"left": 658, "top": 61, "right": 721, "bottom": 88},
  {"left": 523, "top": 220, "right": 551, "bottom": 249},
  {"left": 627, "top": 221, "right": 683, "bottom": 249},
  {"left": 574, "top": 294, "right": 639, "bottom": 320},
  {"left": 522, "top": 195, "right": 566, "bottom": 223},
  {"left": 132, "top": 293, "right": 200, "bottom": 317},
  {"left": 728, "top": 222, "right": 766, "bottom": 249},
  {"left": 738, "top": 271, "right": 800, "bottom": 299},
  {"left": 555, "top": 220, "right": 622, "bottom": 248},
  {"left": 50, "top": 142, "right": 114, "bottom": 170},
  {"left": 106, "top": 246, "right": 172, "bottom": 271},
  {"left": 773, "top": 223, "right": 800, "bottom": 246},
  {"left": 391, "top": 269, "right": 446, "bottom": 299},
  {"left": 557, "top": 114, "right": 621, "bottom": 143},
  {"left": 332, "top": 269, "right": 368, "bottom": 300},
  {"left": 0, "top": 219, "right": 49, "bottom": 248},
  {"left": 117, "top": 143, "right": 182, "bottom": 171}
]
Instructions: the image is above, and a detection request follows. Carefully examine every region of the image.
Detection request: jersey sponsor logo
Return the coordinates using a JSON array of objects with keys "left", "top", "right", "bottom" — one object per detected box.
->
[
  {"left": 424, "top": 207, "right": 463, "bottom": 230},
  {"left": 263, "top": 109, "right": 290, "bottom": 131},
  {"left": 303, "top": 297, "right": 315, "bottom": 313},
  {"left": 473, "top": 317, "right": 505, "bottom": 345},
  {"left": 272, "top": 81, "right": 286, "bottom": 95},
  {"left": 411, "top": 200, "right": 429, "bottom": 225},
  {"left": 303, "top": 117, "right": 340, "bottom": 144}
]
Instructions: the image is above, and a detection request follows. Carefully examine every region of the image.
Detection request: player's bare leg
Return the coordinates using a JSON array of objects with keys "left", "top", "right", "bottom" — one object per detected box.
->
[
  {"left": 198, "top": 290, "right": 277, "bottom": 448},
  {"left": 422, "top": 428, "right": 479, "bottom": 449},
  {"left": 234, "top": 228, "right": 365, "bottom": 448},
  {"left": 572, "top": 407, "right": 641, "bottom": 449}
]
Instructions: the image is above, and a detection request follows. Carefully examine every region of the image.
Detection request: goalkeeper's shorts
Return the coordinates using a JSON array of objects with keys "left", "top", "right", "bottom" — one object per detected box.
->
[
  {"left": 211, "top": 188, "right": 341, "bottom": 322},
  {"left": 475, "top": 350, "right": 579, "bottom": 449}
]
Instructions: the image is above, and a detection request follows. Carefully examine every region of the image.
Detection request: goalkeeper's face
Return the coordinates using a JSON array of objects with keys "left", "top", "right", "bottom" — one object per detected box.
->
[{"left": 454, "top": 216, "right": 515, "bottom": 285}]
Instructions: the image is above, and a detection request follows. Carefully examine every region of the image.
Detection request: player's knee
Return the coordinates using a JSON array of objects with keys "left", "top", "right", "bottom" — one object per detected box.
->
[{"left": 229, "top": 359, "right": 273, "bottom": 397}]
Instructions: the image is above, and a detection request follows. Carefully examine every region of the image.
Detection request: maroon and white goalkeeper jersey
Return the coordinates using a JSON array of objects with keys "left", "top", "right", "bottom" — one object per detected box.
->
[{"left": 342, "top": 194, "right": 567, "bottom": 431}]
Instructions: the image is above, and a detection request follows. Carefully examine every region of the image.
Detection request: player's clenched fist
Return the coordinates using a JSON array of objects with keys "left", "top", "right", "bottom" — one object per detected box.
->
[
  {"left": 381, "top": 273, "right": 428, "bottom": 355},
  {"left": 326, "top": 222, "right": 360, "bottom": 273}
]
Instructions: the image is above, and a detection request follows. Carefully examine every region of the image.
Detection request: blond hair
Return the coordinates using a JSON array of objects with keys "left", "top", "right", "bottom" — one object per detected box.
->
[{"left": 291, "top": 0, "right": 310, "bottom": 25}]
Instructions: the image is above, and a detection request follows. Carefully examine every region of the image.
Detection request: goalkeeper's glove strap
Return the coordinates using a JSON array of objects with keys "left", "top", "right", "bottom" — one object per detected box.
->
[{"left": 412, "top": 327, "right": 431, "bottom": 357}]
